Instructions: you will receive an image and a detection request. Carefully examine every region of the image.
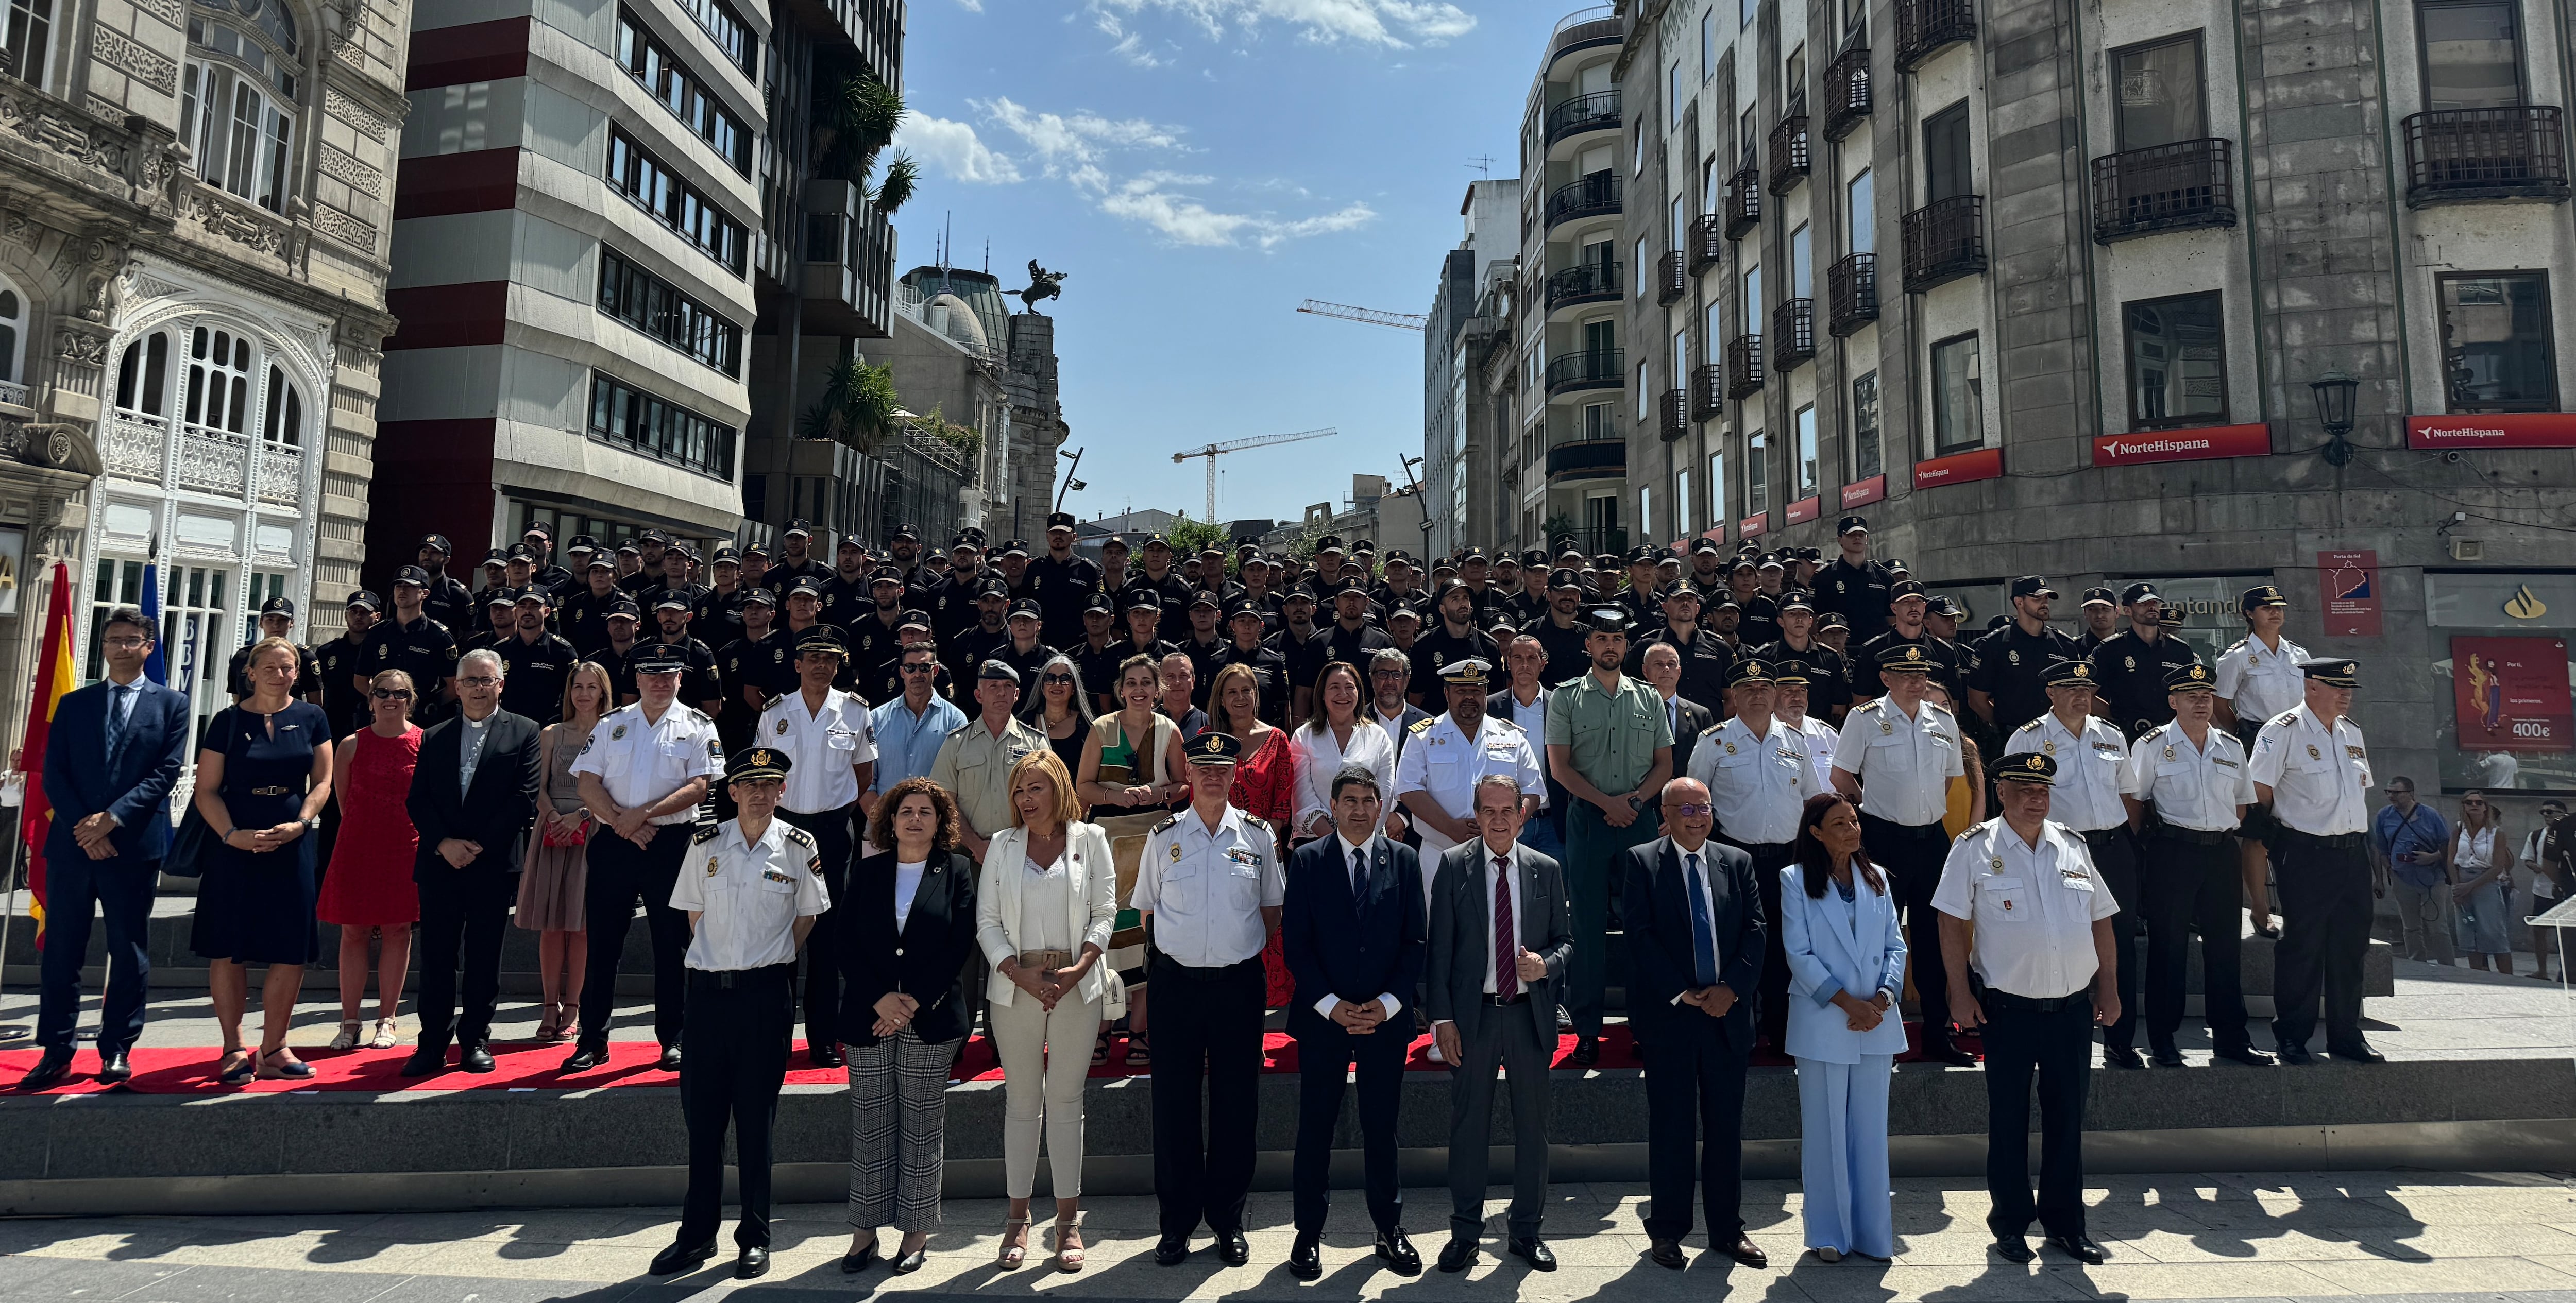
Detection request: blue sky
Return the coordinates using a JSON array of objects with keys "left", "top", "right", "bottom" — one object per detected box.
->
[{"left": 888, "top": 1, "right": 1576, "bottom": 529}]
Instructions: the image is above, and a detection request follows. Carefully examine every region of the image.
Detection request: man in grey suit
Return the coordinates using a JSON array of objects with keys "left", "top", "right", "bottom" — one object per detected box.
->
[{"left": 1427, "top": 773, "right": 1574, "bottom": 1274}]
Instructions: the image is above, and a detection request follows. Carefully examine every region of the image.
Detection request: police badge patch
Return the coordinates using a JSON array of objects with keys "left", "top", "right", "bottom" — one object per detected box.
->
[
  {"left": 612, "top": 724, "right": 629, "bottom": 741},
  {"left": 2308, "top": 745, "right": 2321, "bottom": 760},
  {"left": 776, "top": 718, "right": 791, "bottom": 735}
]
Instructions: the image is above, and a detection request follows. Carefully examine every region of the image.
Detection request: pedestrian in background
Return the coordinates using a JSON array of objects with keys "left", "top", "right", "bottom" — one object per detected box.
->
[
  {"left": 2451, "top": 792, "right": 2516, "bottom": 975},
  {"left": 2373, "top": 776, "right": 2452, "bottom": 965},
  {"left": 317, "top": 668, "right": 422, "bottom": 1053}
]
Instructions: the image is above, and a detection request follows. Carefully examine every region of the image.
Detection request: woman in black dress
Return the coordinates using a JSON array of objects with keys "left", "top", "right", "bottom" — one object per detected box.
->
[{"left": 192, "top": 636, "right": 336, "bottom": 1083}]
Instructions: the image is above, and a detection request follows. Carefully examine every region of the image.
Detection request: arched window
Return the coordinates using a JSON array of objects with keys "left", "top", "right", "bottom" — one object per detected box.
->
[
  {"left": 184, "top": 324, "right": 253, "bottom": 435},
  {"left": 180, "top": 1, "right": 301, "bottom": 213},
  {"left": 115, "top": 331, "right": 173, "bottom": 416},
  {"left": 0, "top": 284, "right": 23, "bottom": 386},
  {"left": 5, "top": 0, "right": 55, "bottom": 93},
  {"left": 261, "top": 363, "right": 302, "bottom": 447}
]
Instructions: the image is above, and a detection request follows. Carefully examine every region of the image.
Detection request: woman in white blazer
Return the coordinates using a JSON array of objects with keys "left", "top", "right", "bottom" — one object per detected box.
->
[
  {"left": 1780, "top": 793, "right": 1910, "bottom": 1263},
  {"left": 974, "top": 749, "right": 1117, "bottom": 1272},
  {"left": 1287, "top": 661, "right": 1404, "bottom": 847}
]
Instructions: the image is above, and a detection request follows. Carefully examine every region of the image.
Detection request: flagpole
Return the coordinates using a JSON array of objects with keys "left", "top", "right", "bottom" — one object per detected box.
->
[{"left": 0, "top": 831, "right": 25, "bottom": 1041}]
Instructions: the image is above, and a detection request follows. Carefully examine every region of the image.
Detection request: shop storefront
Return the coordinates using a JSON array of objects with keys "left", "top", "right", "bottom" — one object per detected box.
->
[{"left": 2425, "top": 572, "right": 2576, "bottom": 795}]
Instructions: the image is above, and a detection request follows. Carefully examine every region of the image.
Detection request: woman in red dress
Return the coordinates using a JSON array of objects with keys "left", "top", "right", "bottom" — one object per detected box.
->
[
  {"left": 1208, "top": 663, "right": 1297, "bottom": 1009},
  {"left": 317, "top": 670, "right": 425, "bottom": 1051}
]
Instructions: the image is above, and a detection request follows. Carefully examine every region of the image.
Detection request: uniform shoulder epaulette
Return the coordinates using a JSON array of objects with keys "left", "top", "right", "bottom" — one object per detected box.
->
[
  {"left": 2270, "top": 709, "right": 2300, "bottom": 726},
  {"left": 692, "top": 823, "right": 721, "bottom": 845},
  {"left": 2012, "top": 717, "right": 2043, "bottom": 734},
  {"left": 1409, "top": 715, "right": 1437, "bottom": 734},
  {"left": 783, "top": 825, "right": 815, "bottom": 848},
  {"left": 2222, "top": 636, "right": 2252, "bottom": 655},
  {"left": 946, "top": 721, "right": 976, "bottom": 737},
  {"left": 685, "top": 706, "right": 712, "bottom": 724},
  {"left": 1150, "top": 813, "right": 1180, "bottom": 834},
  {"left": 1851, "top": 697, "right": 1884, "bottom": 715},
  {"left": 760, "top": 693, "right": 785, "bottom": 712}
]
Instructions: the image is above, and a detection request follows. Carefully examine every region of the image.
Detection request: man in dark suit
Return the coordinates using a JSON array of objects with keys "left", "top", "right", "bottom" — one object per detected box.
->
[
  {"left": 1426, "top": 774, "right": 1573, "bottom": 1274},
  {"left": 403, "top": 647, "right": 542, "bottom": 1075},
  {"left": 1639, "top": 643, "right": 1718, "bottom": 792},
  {"left": 1282, "top": 765, "right": 1428, "bottom": 1280},
  {"left": 1488, "top": 632, "right": 1570, "bottom": 860},
  {"left": 23, "top": 606, "right": 190, "bottom": 1089},
  {"left": 1620, "top": 777, "right": 1769, "bottom": 1269}
]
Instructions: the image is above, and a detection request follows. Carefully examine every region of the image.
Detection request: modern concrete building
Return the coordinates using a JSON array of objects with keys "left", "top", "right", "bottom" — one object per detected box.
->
[
  {"left": 1597, "top": 0, "right": 2576, "bottom": 799},
  {"left": 1422, "top": 177, "right": 1519, "bottom": 559},
  {"left": 16, "top": 0, "right": 410, "bottom": 752}
]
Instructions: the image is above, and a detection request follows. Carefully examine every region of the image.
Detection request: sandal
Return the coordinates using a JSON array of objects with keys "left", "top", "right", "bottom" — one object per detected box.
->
[
  {"left": 1053, "top": 1212, "right": 1086, "bottom": 1273},
  {"left": 216, "top": 1049, "right": 256, "bottom": 1086},
  {"left": 536, "top": 1001, "right": 566, "bottom": 1041},
  {"left": 1126, "top": 1035, "right": 1149, "bottom": 1067},
  {"left": 257, "top": 1048, "right": 316, "bottom": 1080},
  {"left": 1092, "top": 1030, "right": 1110, "bottom": 1066},
  {"left": 998, "top": 1215, "right": 1030, "bottom": 1269},
  {"left": 328, "top": 1020, "right": 363, "bottom": 1051},
  {"left": 369, "top": 1018, "right": 401, "bottom": 1051}
]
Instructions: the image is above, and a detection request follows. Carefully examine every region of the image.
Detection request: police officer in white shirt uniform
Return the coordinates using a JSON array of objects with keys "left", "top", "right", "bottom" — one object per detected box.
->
[
  {"left": 1688, "top": 657, "right": 1816, "bottom": 1053},
  {"left": 1131, "top": 730, "right": 1287, "bottom": 1268},
  {"left": 2119, "top": 661, "right": 2269, "bottom": 1067},
  {"left": 2003, "top": 659, "right": 2144, "bottom": 1068},
  {"left": 1774, "top": 660, "right": 1842, "bottom": 794},
  {"left": 2212, "top": 584, "right": 2306, "bottom": 928},
  {"left": 2245, "top": 658, "right": 2379, "bottom": 1065},
  {"left": 567, "top": 647, "right": 725, "bottom": 1072},
  {"left": 1931, "top": 752, "right": 2121, "bottom": 1266},
  {"left": 1394, "top": 658, "right": 1544, "bottom": 900},
  {"left": 755, "top": 628, "right": 879, "bottom": 1068},
  {"left": 649, "top": 746, "right": 831, "bottom": 1282},
  {"left": 1831, "top": 642, "right": 1974, "bottom": 1064}
]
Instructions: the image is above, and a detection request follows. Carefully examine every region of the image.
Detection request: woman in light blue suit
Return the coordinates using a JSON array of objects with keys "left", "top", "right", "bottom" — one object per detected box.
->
[{"left": 1781, "top": 792, "right": 1909, "bottom": 1262}]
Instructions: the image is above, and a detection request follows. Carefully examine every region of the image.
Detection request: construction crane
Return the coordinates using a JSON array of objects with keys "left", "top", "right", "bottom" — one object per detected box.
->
[
  {"left": 1173, "top": 428, "right": 1338, "bottom": 524},
  {"left": 1297, "top": 299, "right": 1427, "bottom": 331}
]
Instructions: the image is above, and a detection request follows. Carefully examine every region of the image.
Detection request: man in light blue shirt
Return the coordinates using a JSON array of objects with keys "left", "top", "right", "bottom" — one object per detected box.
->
[
  {"left": 871, "top": 644, "right": 966, "bottom": 798},
  {"left": 2371, "top": 776, "right": 2452, "bottom": 963}
]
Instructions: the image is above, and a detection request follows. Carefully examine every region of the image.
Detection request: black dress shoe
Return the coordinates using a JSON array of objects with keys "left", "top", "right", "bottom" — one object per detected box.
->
[
  {"left": 561, "top": 1042, "right": 607, "bottom": 1072},
  {"left": 1436, "top": 1236, "right": 1479, "bottom": 1273},
  {"left": 1215, "top": 1229, "right": 1250, "bottom": 1266},
  {"left": 16, "top": 1051, "right": 72, "bottom": 1091},
  {"left": 2328, "top": 1041, "right": 2386, "bottom": 1064},
  {"left": 648, "top": 1239, "right": 716, "bottom": 1275},
  {"left": 399, "top": 1048, "right": 448, "bottom": 1078},
  {"left": 1991, "top": 1236, "right": 2036, "bottom": 1263},
  {"left": 657, "top": 1043, "right": 684, "bottom": 1072},
  {"left": 2276, "top": 1043, "right": 2317, "bottom": 1066},
  {"left": 735, "top": 1245, "right": 769, "bottom": 1279},
  {"left": 2046, "top": 1232, "right": 2107, "bottom": 1264},
  {"left": 1507, "top": 1237, "right": 1555, "bottom": 1271},
  {"left": 1930, "top": 1044, "right": 1980, "bottom": 1067},
  {"left": 2148, "top": 1041, "right": 2185, "bottom": 1068},
  {"left": 1288, "top": 1232, "right": 1322, "bottom": 1281},
  {"left": 890, "top": 1247, "right": 928, "bottom": 1274},
  {"left": 2102, "top": 1045, "right": 2146, "bottom": 1070},
  {"left": 96, "top": 1049, "right": 132, "bottom": 1083},
  {"left": 1647, "top": 1239, "right": 1687, "bottom": 1270},
  {"left": 1153, "top": 1233, "right": 1191, "bottom": 1266},
  {"left": 809, "top": 1045, "right": 844, "bottom": 1069},
  {"left": 460, "top": 1044, "right": 497, "bottom": 1074},
  {"left": 2213, "top": 1044, "right": 2275, "bottom": 1067},
  {"left": 1724, "top": 1233, "right": 1768, "bottom": 1267},
  {"left": 1375, "top": 1228, "right": 1421, "bottom": 1275},
  {"left": 840, "top": 1238, "right": 880, "bottom": 1274},
  {"left": 1570, "top": 1036, "right": 1600, "bottom": 1066}
]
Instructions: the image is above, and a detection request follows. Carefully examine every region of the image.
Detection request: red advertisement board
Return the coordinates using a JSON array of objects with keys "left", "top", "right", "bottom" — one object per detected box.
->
[
  {"left": 1739, "top": 512, "right": 1768, "bottom": 539},
  {"left": 2317, "top": 550, "right": 2382, "bottom": 637},
  {"left": 2452, "top": 636, "right": 2573, "bottom": 753},
  {"left": 2406, "top": 413, "right": 2576, "bottom": 449},
  {"left": 1700, "top": 524, "right": 1728, "bottom": 544},
  {"left": 1839, "top": 474, "right": 1887, "bottom": 509},
  {"left": 2091, "top": 423, "right": 2272, "bottom": 467},
  {"left": 1912, "top": 447, "right": 2004, "bottom": 489},
  {"left": 1783, "top": 496, "right": 1820, "bottom": 525}
]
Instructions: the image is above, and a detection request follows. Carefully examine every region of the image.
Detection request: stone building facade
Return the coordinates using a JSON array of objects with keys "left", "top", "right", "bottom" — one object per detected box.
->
[
  {"left": 0, "top": 0, "right": 407, "bottom": 755},
  {"left": 1595, "top": 0, "right": 2576, "bottom": 805}
]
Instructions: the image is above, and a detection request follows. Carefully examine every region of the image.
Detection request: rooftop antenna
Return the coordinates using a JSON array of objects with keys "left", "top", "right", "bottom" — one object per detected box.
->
[
  {"left": 1466, "top": 153, "right": 1495, "bottom": 179},
  {"left": 983, "top": 239, "right": 990, "bottom": 275}
]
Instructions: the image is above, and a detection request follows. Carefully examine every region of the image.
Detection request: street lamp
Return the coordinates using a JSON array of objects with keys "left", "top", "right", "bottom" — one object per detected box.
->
[{"left": 2309, "top": 371, "right": 2360, "bottom": 467}]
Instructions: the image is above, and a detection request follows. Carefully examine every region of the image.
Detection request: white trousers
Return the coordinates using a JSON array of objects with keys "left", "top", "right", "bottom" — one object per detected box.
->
[{"left": 988, "top": 991, "right": 1104, "bottom": 1200}]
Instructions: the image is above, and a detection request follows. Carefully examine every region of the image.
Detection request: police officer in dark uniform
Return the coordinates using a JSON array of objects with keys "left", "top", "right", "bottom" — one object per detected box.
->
[
  {"left": 227, "top": 596, "right": 324, "bottom": 701},
  {"left": 1066, "top": 590, "right": 1128, "bottom": 712},
  {"left": 1755, "top": 591, "right": 1852, "bottom": 725},
  {"left": 1132, "top": 535, "right": 1197, "bottom": 642},
  {"left": 715, "top": 587, "right": 784, "bottom": 755},
  {"left": 497, "top": 588, "right": 579, "bottom": 724},
  {"left": 552, "top": 536, "right": 599, "bottom": 603},
  {"left": 560, "top": 555, "right": 624, "bottom": 656},
  {"left": 692, "top": 548, "right": 753, "bottom": 648},
  {"left": 1612, "top": 546, "right": 1662, "bottom": 630},
  {"left": 1815, "top": 516, "right": 1894, "bottom": 643},
  {"left": 2088, "top": 582, "right": 2201, "bottom": 740},
  {"left": 923, "top": 533, "right": 992, "bottom": 643},
  {"left": 1528, "top": 568, "right": 1594, "bottom": 687},
  {"left": 469, "top": 549, "right": 514, "bottom": 618},
  {"left": 619, "top": 531, "right": 672, "bottom": 596},
  {"left": 413, "top": 534, "right": 478, "bottom": 635},
  {"left": 1738, "top": 558, "right": 1784, "bottom": 647},
  {"left": 1502, "top": 548, "right": 1551, "bottom": 627},
  {"left": 317, "top": 591, "right": 380, "bottom": 733},
  {"left": 1967, "top": 576, "right": 2082, "bottom": 738},
  {"left": 461, "top": 589, "right": 517, "bottom": 660},
  {"left": 843, "top": 568, "right": 909, "bottom": 692},
  {"left": 993, "top": 598, "right": 1060, "bottom": 712},
  {"left": 1025, "top": 510, "right": 1103, "bottom": 647},
  {"left": 943, "top": 579, "right": 1013, "bottom": 704},
  {"left": 885, "top": 522, "right": 934, "bottom": 595},
  {"left": 1625, "top": 582, "right": 1734, "bottom": 712},
  {"left": 1405, "top": 578, "right": 1500, "bottom": 706},
  {"left": 1176, "top": 590, "right": 1229, "bottom": 692},
  {"left": 521, "top": 522, "right": 571, "bottom": 594},
  {"left": 1853, "top": 581, "right": 1965, "bottom": 701},
  {"left": 1311, "top": 576, "right": 1395, "bottom": 673},
  {"left": 643, "top": 594, "right": 725, "bottom": 715},
  {"left": 2073, "top": 587, "right": 2121, "bottom": 655},
  {"left": 366, "top": 565, "right": 464, "bottom": 723},
  {"left": 816, "top": 535, "right": 875, "bottom": 630},
  {"left": 597, "top": 596, "right": 647, "bottom": 701},
  {"left": 760, "top": 520, "right": 830, "bottom": 596},
  {"left": 768, "top": 577, "right": 856, "bottom": 693}
]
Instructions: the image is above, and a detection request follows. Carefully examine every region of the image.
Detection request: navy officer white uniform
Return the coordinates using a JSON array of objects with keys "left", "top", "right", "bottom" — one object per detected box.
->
[
  {"left": 1932, "top": 752, "right": 2122, "bottom": 1266},
  {"left": 2119, "top": 661, "right": 2268, "bottom": 1067},
  {"left": 2002, "top": 658, "right": 2144, "bottom": 1068},
  {"left": 1686, "top": 656, "right": 1817, "bottom": 1050},
  {"left": 567, "top": 646, "right": 725, "bottom": 1072},
  {"left": 1393, "top": 658, "right": 1543, "bottom": 897},
  {"left": 2245, "top": 657, "right": 2378, "bottom": 1065},
  {"left": 755, "top": 627, "right": 878, "bottom": 1067},
  {"left": 1830, "top": 642, "right": 1973, "bottom": 1064},
  {"left": 648, "top": 746, "right": 831, "bottom": 1281},
  {"left": 1131, "top": 729, "right": 1286, "bottom": 1268}
]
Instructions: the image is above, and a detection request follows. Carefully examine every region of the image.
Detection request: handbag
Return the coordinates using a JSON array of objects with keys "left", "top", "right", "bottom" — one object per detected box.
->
[
  {"left": 542, "top": 812, "right": 591, "bottom": 848},
  {"left": 163, "top": 803, "right": 214, "bottom": 879}
]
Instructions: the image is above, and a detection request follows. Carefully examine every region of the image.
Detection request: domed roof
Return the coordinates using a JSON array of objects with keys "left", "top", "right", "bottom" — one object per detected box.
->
[{"left": 926, "top": 294, "right": 988, "bottom": 350}]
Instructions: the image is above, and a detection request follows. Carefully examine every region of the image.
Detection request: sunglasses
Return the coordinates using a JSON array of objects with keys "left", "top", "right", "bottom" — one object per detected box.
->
[
  {"left": 372, "top": 689, "right": 414, "bottom": 701},
  {"left": 1670, "top": 803, "right": 1715, "bottom": 818},
  {"left": 899, "top": 662, "right": 938, "bottom": 674},
  {"left": 1041, "top": 673, "right": 1077, "bottom": 685}
]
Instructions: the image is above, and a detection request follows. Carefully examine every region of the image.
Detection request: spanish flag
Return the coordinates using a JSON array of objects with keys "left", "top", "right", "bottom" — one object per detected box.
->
[{"left": 18, "top": 561, "right": 74, "bottom": 947}]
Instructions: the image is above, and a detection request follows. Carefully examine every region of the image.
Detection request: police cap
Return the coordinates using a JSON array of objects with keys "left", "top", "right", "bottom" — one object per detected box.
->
[
  {"left": 1997, "top": 752, "right": 2057, "bottom": 786},
  {"left": 1182, "top": 730, "right": 1244, "bottom": 766},
  {"left": 727, "top": 747, "right": 793, "bottom": 783}
]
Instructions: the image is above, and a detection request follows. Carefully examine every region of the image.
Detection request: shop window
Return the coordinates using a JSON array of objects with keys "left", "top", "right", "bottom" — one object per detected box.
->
[
  {"left": 1929, "top": 332, "right": 1983, "bottom": 454},
  {"left": 2125, "top": 292, "right": 2229, "bottom": 428},
  {"left": 2439, "top": 272, "right": 2556, "bottom": 412}
]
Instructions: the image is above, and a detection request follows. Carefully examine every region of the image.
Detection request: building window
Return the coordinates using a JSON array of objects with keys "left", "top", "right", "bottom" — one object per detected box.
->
[
  {"left": 607, "top": 128, "right": 750, "bottom": 276},
  {"left": 2114, "top": 35, "right": 2206, "bottom": 149},
  {"left": 617, "top": 9, "right": 752, "bottom": 175},
  {"left": 1794, "top": 404, "right": 1820, "bottom": 500},
  {"left": 1925, "top": 100, "right": 1973, "bottom": 201},
  {"left": 598, "top": 246, "right": 745, "bottom": 376},
  {"left": 2420, "top": 0, "right": 2525, "bottom": 111},
  {"left": 1636, "top": 358, "right": 1650, "bottom": 419},
  {"left": 1742, "top": 0, "right": 1756, "bottom": 29},
  {"left": 1584, "top": 401, "right": 1615, "bottom": 439},
  {"left": 259, "top": 364, "right": 303, "bottom": 447},
  {"left": 115, "top": 332, "right": 173, "bottom": 416},
  {"left": 1747, "top": 428, "right": 1769, "bottom": 514},
  {"left": 1702, "top": 10, "right": 1715, "bottom": 80},
  {"left": 2438, "top": 272, "right": 2557, "bottom": 412},
  {"left": 184, "top": 324, "right": 253, "bottom": 435},
  {"left": 6, "top": 0, "right": 54, "bottom": 92},
  {"left": 1635, "top": 237, "right": 1649, "bottom": 298},
  {"left": 1708, "top": 450, "right": 1726, "bottom": 528},
  {"left": 1639, "top": 485, "right": 1653, "bottom": 540},
  {"left": 1673, "top": 326, "right": 1690, "bottom": 383},
  {"left": 1742, "top": 263, "right": 1761, "bottom": 331},
  {"left": 0, "top": 283, "right": 20, "bottom": 386},
  {"left": 1790, "top": 222, "right": 1812, "bottom": 298},
  {"left": 1929, "top": 332, "right": 1984, "bottom": 454},
  {"left": 1670, "top": 61, "right": 1684, "bottom": 125},
  {"left": 588, "top": 372, "right": 738, "bottom": 478},
  {"left": 1739, "top": 105, "right": 1757, "bottom": 165},
  {"left": 1851, "top": 370, "right": 1882, "bottom": 479},
  {"left": 2125, "top": 292, "right": 2229, "bottom": 428},
  {"left": 1676, "top": 467, "right": 1693, "bottom": 532},
  {"left": 181, "top": 6, "right": 303, "bottom": 216},
  {"left": 675, "top": 0, "right": 756, "bottom": 76},
  {"left": 1848, "top": 168, "right": 1874, "bottom": 253}
]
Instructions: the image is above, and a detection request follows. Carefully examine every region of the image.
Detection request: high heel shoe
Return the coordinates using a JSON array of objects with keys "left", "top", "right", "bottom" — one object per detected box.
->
[
  {"left": 536, "top": 1001, "right": 567, "bottom": 1042},
  {"left": 369, "top": 1018, "right": 401, "bottom": 1051},
  {"left": 840, "top": 1233, "right": 880, "bottom": 1274},
  {"left": 328, "top": 1020, "right": 363, "bottom": 1051},
  {"left": 256, "top": 1048, "right": 316, "bottom": 1080},
  {"left": 216, "top": 1049, "right": 256, "bottom": 1086},
  {"left": 1053, "top": 1212, "right": 1087, "bottom": 1273},
  {"left": 998, "top": 1215, "right": 1030, "bottom": 1269}
]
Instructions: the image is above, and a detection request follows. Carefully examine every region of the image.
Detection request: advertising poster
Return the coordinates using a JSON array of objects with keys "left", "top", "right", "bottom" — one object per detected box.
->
[
  {"left": 2451, "top": 636, "right": 2573, "bottom": 754},
  {"left": 2317, "top": 549, "right": 2382, "bottom": 637}
]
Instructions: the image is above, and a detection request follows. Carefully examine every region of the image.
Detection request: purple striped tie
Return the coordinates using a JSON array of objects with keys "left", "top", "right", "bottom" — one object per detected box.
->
[{"left": 1494, "top": 856, "right": 1518, "bottom": 1000}]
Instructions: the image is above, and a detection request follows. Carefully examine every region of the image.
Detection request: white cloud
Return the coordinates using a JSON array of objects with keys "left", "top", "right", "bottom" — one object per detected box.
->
[
  {"left": 894, "top": 114, "right": 1023, "bottom": 184},
  {"left": 1099, "top": 173, "right": 1376, "bottom": 249},
  {"left": 1085, "top": 0, "right": 1475, "bottom": 48},
  {"left": 949, "top": 0, "right": 982, "bottom": 10},
  {"left": 976, "top": 97, "right": 1185, "bottom": 172},
  {"left": 1108, "top": 32, "right": 1165, "bottom": 66}
]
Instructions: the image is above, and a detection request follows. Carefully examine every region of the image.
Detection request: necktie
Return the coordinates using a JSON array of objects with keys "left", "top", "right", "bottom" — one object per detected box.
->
[
  {"left": 1351, "top": 846, "right": 1368, "bottom": 898},
  {"left": 1493, "top": 855, "right": 1517, "bottom": 1000},
  {"left": 105, "top": 684, "right": 131, "bottom": 765},
  {"left": 1685, "top": 851, "right": 1719, "bottom": 989}
]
